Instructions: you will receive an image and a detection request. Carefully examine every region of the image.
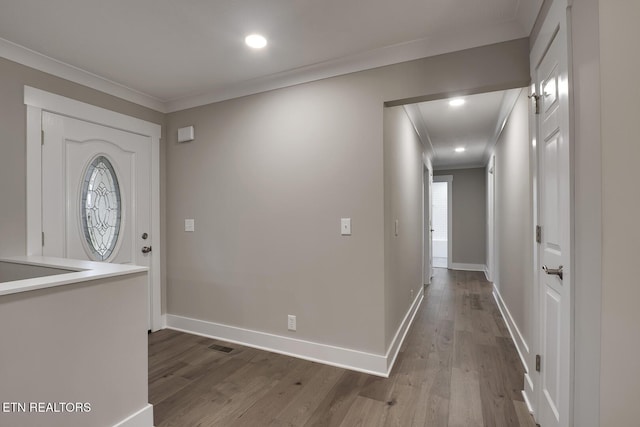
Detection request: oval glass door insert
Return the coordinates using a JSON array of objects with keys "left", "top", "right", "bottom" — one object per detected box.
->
[{"left": 81, "top": 155, "right": 122, "bottom": 261}]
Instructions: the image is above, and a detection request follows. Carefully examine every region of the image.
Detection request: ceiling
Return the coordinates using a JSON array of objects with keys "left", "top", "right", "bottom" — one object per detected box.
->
[
  {"left": 404, "top": 89, "right": 523, "bottom": 169},
  {"left": 0, "top": 0, "right": 542, "bottom": 112}
]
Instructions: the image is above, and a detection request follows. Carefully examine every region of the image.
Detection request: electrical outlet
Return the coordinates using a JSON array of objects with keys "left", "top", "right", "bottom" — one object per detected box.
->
[
  {"left": 410, "top": 289, "right": 414, "bottom": 300},
  {"left": 288, "top": 315, "right": 296, "bottom": 331}
]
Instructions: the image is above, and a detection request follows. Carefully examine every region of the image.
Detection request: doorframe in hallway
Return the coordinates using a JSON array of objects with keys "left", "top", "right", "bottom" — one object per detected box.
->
[
  {"left": 23, "top": 86, "right": 164, "bottom": 332},
  {"left": 423, "top": 165, "right": 433, "bottom": 284},
  {"left": 486, "top": 155, "right": 496, "bottom": 282},
  {"left": 433, "top": 174, "right": 453, "bottom": 269}
]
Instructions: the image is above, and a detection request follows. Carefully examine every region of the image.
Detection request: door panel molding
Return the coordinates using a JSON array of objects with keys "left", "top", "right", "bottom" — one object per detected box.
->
[{"left": 24, "top": 86, "right": 163, "bottom": 332}]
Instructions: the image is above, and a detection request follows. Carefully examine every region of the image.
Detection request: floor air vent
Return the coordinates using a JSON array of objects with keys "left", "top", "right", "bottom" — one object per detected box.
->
[{"left": 209, "top": 344, "right": 233, "bottom": 353}]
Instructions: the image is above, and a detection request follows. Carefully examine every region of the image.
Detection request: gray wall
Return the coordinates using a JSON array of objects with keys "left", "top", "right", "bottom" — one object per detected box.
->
[
  {"left": 434, "top": 168, "right": 487, "bottom": 266},
  {"left": 166, "top": 39, "right": 529, "bottom": 355},
  {"left": 599, "top": 0, "right": 640, "bottom": 424},
  {"left": 570, "top": 0, "right": 602, "bottom": 424},
  {"left": 383, "top": 106, "right": 424, "bottom": 348},
  {"left": 491, "top": 89, "right": 533, "bottom": 353}
]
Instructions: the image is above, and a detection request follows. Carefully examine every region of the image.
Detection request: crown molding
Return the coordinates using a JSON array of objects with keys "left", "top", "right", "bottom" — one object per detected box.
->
[
  {"left": 0, "top": 37, "right": 166, "bottom": 113},
  {"left": 0, "top": 17, "right": 530, "bottom": 115},
  {"left": 165, "top": 21, "right": 526, "bottom": 112}
]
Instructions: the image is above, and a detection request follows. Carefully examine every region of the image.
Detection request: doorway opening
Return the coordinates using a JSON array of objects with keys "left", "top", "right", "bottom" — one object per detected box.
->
[{"left": 432, "top": 175, "right": 452, "bottom": 269}]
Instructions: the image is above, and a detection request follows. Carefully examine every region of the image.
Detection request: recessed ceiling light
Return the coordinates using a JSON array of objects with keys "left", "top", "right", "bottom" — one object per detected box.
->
[
  {"left": 449, "top": 98, "right": 465, "bottom": 107},
  {"left": 455, "top": 147, "right": 466, "bottom": 153},
  {"left": 245, "top": 34, "right": 267, "bottom": 49}
]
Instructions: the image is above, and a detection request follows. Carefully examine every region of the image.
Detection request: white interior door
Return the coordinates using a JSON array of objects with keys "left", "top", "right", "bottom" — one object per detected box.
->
[
  {"left": 42, "top": 112, "right": 153, "bottom": 327},
  {"left": 533, "top": 9, "right": 572, "bottom": 427}
]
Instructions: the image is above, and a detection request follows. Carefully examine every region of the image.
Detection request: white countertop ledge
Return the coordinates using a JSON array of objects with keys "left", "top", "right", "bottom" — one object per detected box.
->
[{"left": 0, "top": 256, "right": 148, "bottom": 296}]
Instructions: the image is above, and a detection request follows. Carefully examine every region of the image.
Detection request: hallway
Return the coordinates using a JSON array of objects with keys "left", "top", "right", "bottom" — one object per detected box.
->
[{"left": 149, "top": 269, "right": 535, "bottom": 426}]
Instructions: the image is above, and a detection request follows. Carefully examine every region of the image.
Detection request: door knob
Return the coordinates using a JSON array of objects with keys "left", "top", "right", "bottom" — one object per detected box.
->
[
  {"left": 141, "top": 246, "right": 152, "bottom": 254},
  {"left": 542, "top": 264, "right": 563, "bottom": 280}
]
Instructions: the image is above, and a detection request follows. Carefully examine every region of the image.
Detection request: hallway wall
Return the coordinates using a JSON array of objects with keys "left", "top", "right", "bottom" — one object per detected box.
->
[
  {"left": 490, "top": 89, "right": 533, "bottom": 369},
  {"left": 433, "top": 168, "right": 486, "bottom": 267},
  {"left": 383, "top": 106, "right": 424, "bottom": 349}
]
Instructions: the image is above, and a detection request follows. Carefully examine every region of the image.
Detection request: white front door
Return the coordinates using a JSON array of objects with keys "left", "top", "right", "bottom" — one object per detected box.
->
[
  {"left": 42, "top": 112, "right": 153, "bottom": 327},
  {"left": 532, "top": 3, "right": 572, "bottom": 425}
]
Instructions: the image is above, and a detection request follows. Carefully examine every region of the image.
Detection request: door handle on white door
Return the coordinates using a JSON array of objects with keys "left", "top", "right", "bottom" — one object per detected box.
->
[
  {"left": 141, "top": 246, "right": 152, "bottom": 254},
  {"left": 542, "top": 264, "right": 563, "bottom": 280}
]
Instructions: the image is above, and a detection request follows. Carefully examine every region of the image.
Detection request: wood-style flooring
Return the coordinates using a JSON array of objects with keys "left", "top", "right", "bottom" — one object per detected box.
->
[{"left": 149, "top": 268, "right": 536, "bottom": 427}]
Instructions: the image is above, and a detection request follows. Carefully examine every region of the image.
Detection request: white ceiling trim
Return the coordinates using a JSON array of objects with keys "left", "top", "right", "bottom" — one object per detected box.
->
[
  {"left": 0, "top": 19, "right": 527, "bottom": 115},
  {"left": 166, "top": 20, "right": 526, "bottom": 112},
  {"left": 0, "top": 37, "right": 167, "bottom": 113},
  {"left": 482, "top": 88, "right": 524, "bottom": 163},
  {"left": 403, "top": 104, "right": 435, "bottom": 157}
]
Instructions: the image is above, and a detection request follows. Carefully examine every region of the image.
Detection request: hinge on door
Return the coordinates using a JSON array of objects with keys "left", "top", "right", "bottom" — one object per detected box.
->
[
  {"left": 536, "top": 354, "right": 541, "bottom": 372},
  {"left": 41, "top": 232, "right": 45, "bottom": 246},
  {"left": 529, "top": 93, "right": 541, "bottom": 114},
  {"left": 41, "top": 129, "right": 44, "bottom": 145},
  {"left": 536, "top": 225, "right": 542, "bottom": 244}
]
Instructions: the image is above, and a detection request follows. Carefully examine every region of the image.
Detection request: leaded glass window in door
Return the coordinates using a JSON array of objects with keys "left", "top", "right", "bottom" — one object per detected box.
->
[{"left": 81, "top": 155, "right": 122, "bottom": 261}]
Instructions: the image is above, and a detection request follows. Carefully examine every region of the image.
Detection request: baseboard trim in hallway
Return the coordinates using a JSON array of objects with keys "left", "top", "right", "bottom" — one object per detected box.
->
[
  {"left": 492, "top": 283, "right": 535, "bottom": 410},
  {"left": 165, "top": 286, "right": 424, "bottom": 378},
  {"left": 449, "top": 262, "right": 487, "bottom": 272}
]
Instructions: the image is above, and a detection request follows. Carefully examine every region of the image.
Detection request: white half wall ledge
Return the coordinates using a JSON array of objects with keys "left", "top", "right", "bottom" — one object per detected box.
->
[
  {"left": 111, "top": 404, "right": 154, "bottom": 427},
  {"left": 165, "top": 286, "right": 424, "bottom": 378}
]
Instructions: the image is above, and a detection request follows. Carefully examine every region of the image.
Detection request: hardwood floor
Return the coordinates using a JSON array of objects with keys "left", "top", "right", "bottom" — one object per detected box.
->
[{"left": 149, "top": 269, "right": 536, "bottom": 427}]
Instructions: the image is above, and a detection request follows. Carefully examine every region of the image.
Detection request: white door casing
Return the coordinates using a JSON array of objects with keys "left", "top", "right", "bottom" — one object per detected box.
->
[
  {"left": 423, "top": 166, "right": 433, "bottom": 284},
  {"left": 24, "top": 87, "right": 162, "bottom": 331},
  {"left": 487, "top": 155, "right": 495, "bottom": 282},
  {"left": 433, "top": 175, "right": 453, "bottom": 269},
  {"left": 530, "top": 1, "right": 573, "bottom": 426}
]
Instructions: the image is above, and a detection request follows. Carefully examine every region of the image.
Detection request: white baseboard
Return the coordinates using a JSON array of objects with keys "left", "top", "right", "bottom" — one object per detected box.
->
[
  {"left": 166, "top": 286, "right": 424, "bottom": 378},
  {"left": 483, "top": 265, "right": 492, "bottom": 282},
  {"left": 112, "top": 404, "right": 154, "bottom": 427},
  {"left": 166, "top": 315, "right": 389, "bottom": 377},
  {"left": 160, "top": 314, "right": 167, "bottom": 329},
  {"left": 492, "top": 283, "right": 530, "bottom": 371},
  {"left": 385, "top": 285, "right": 424, "bottom": 374},
  {"left": 449, "top": 262, "right": 487, "bottom": 272}
]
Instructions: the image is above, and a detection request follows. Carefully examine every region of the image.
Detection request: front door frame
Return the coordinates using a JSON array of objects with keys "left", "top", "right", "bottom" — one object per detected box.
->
[{"left": 24, "top": 86, "right": 163, "bottom": 331}]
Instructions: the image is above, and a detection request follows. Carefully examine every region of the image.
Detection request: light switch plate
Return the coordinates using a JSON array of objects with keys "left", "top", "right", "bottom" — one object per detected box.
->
[
  {"left": 185, "top": 219, "right": 195, "bottom": 232},
  {"left": 341, "top": 218, "right": 351, "bottom": 236}
]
